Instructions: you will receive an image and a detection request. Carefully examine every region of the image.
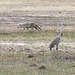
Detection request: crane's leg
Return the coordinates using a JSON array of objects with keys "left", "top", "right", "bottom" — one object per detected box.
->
[
  {"left": 50, "top": 46, "right": 52, "bottom": 51},
  {"left": 56, "top": 44, "right": 58, "bottom": 51},
  {"left": 50, "top": 45, "right": 53, "bottom": 51}
]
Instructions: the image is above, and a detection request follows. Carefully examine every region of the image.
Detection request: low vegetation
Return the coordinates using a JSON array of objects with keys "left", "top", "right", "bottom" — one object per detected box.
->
[
  {"left": 0, "top": 52, "right": 75, "bottom": 75},
  {"left": 0, "top": 31, "right": 75, "bottom": 41},
  {"left": 0, "top": 0, "right": 75, "bottom": 75}
]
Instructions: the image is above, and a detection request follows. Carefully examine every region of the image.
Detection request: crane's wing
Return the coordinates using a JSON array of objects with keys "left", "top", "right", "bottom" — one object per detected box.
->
[{"left": 50, "top": 36, "right": 61, "bottom": 46}]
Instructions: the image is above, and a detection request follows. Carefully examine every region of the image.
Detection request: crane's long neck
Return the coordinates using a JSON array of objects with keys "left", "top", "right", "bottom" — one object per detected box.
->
[{"left": 59, "top": 25, "right": 63, "bottom": 37}]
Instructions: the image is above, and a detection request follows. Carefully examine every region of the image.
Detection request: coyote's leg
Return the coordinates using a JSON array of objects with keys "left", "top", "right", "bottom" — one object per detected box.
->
[
  {"left": 38, "top": 27, "right": 42, "bottom": 31},
  {"left": 31, "top": 27, "right": 33, "bottom": 31},
  {"left": 35, "top": 27, "right": 39, "bottom": 31},
  {"left": 35, "top": 26, "right": 40, "bottom": 31},
  {"left": 27, "top": 28, "right": 29, "bottom": 31},
  {"left": 36, "top": 26, "right": 42, "bottom": 31}
]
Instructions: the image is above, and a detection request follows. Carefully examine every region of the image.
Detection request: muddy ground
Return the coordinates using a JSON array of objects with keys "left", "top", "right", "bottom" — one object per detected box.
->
[
  {"left": 0, "top": 41, "right": 74, "bottom": 54},
  {"left": 0, "top": 11, "right": 75, "bottom": 34},
  {"left": 0, "top": 11, "right": 75, "bottom": 26}
]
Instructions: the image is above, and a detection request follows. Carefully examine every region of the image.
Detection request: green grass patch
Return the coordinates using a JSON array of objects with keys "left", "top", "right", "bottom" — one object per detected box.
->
[
  {"left": 0, "top": 32, "right": 75, "bottom": 41},
  {"left": 64, "top": 32, "right": 75, "bottom": 40}
]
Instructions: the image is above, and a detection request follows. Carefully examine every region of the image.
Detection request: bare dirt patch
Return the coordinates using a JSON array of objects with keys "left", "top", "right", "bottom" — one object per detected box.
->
[{"left": 0, "top": 41, "right": 75, "bottom": 53}]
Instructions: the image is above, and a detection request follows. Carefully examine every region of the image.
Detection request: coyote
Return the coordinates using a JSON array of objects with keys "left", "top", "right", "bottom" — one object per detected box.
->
[{"left": 18, "top": 23, "right": 42, "bottom": 31}]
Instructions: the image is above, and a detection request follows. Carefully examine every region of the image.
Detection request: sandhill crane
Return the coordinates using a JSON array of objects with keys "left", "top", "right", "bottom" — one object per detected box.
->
[{"left": 49, "top": 24, "right": 64, "bottom": 51}]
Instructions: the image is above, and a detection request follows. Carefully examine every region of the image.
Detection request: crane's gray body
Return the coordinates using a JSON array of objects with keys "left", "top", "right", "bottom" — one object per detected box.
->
[{"left": 50, "top": 25, "right": 64, "bottom": 51}]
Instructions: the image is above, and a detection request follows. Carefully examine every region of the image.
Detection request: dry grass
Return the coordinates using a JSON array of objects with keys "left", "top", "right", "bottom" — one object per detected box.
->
[
  {"left": 0, "top": 51, "right": 75, "bottom": 75},
  {"left": 0, "top": 25, "right": 75, "bottom": 34},
  {"left": 0, "top": 0, "right": 75, "bottom": 74},
  {"left": 0, "top": 0, "right": 75, "bottom": 13},
  {"left": 0, "top": 26, "right": 74, "bottom": 41}
]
